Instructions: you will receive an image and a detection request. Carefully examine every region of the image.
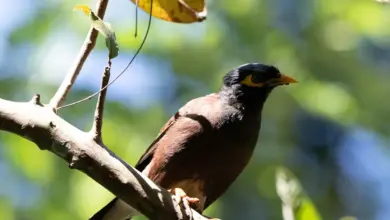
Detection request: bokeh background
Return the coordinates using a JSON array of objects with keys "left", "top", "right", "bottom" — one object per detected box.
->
[{"left": 1, "top": 0, "right": 390, "bottom": 219}]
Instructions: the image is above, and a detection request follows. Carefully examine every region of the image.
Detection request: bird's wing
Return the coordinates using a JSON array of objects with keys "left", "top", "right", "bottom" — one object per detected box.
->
[
  {"left": 134, "top": 111, "right": 180, "bottom": 171},
  {"left": 90, "top": 94, "right": 220, "bottom": 220},
  {"left": 134, "top": 93, "right": 220, "bottom": 172}
]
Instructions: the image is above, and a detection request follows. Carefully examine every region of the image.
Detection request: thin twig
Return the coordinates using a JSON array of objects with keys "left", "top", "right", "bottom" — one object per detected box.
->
[
  {"left": 48, "top": 0, "right": 109, "bottom": 111},
  {"left": 90, "top": 62, "right": 111, "bottom": 142},
  {"left": 57, "top": 0, "right": 153, "bottom": 110}
]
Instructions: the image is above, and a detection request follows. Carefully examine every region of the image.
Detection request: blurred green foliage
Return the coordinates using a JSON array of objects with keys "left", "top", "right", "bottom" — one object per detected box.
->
[
  {"left": 276, "top": 167, "right": 322, "bottom": 220},
  {"left": 1, "top": 0, "right": 390, "bottom": 219}
]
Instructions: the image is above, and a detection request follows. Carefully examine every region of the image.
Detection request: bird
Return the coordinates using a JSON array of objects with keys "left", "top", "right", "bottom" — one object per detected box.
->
[{"left": 90, "top": 63, "right": 297, "bottom": 220}]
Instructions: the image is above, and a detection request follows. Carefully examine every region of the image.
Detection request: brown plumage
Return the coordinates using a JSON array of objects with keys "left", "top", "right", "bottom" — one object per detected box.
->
[{"left": 90, "top": 63, "right": 297, "bottom": 220}]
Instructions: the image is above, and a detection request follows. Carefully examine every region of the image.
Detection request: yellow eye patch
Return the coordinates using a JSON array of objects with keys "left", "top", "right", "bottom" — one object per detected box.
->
[{"left": 240, "top": 74, "right": 265, "bottom": 87}]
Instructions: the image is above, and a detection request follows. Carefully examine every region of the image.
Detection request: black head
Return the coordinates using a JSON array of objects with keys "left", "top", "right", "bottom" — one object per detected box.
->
[
  {"left": 223, "top": 63, "right": 296, "bottom": 88},
  {"left": 221, "top": 63, "right": 297, "bottom": 112}
]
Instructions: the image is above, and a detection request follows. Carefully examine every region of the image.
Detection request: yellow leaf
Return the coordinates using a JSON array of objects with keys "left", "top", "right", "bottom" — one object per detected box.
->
[
  {"left": 130, "top": 0, "right": 207, "bottom": 23},
  {"left": 73, "top": 4, "right": 92, "bottom": 16}
]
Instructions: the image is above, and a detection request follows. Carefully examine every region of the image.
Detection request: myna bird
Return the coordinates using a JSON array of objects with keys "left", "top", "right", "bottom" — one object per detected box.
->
[{"left": 90, "top": 63, "right": 297, "bottom": 220}]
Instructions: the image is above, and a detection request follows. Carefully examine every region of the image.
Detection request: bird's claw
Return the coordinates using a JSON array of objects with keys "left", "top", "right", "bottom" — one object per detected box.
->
[
  {"left": 169, "top": 188, "right": 200, "bottom": 219},
  {"left": 169, "top": 187, "right": 200, "bottom": 205}
]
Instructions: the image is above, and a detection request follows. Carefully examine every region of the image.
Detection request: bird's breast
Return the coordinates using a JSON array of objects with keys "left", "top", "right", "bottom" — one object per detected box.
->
[
  {"left": 190, "top": 112, "right": 261, "bottom": 177},
  {"left": 146, "top": 107, "right": 262, "bottom": 210}
]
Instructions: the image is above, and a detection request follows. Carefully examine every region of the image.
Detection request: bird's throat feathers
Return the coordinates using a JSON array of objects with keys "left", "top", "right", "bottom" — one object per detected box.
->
[{"left": 219, "top": 85, "right": 272, "bottom": 115}]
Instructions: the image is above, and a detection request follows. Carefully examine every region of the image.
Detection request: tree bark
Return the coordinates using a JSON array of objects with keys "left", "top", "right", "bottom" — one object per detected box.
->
[{"left": 0, "top": 97, "right": 207, "bottom": 220}]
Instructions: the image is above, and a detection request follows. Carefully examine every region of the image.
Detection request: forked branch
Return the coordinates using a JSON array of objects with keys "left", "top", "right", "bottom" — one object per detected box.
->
[
  {"left": 48, "top": 0, "right": 109, "bottom": 111},
  {"left": 1, "top": 0, "right": 212, "bottom": 219},
  {"left": 0, "top": 97, "right": 208, "bottom": 220}
]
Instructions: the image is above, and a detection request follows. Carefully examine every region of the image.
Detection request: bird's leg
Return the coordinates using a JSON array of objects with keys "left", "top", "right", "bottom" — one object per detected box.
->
[
  {"left": 170, "top": 188, "right": 200, "bottom": 204},
  {"left": 169, "top": 188, "right": 201, "bottom": 218}
]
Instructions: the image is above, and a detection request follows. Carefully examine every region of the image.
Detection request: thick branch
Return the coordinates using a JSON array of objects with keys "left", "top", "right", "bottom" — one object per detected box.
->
[
  {"left": 48, "top": 0, "right": 109, "bottom": 110},
  {"left": 0, "top": 98, "right": 207, "bottom": 220}
]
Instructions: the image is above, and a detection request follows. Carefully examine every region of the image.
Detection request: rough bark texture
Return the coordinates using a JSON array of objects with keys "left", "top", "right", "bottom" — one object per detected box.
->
[{"left": 0, "top": 97, "right": 207, "bottom": 220}]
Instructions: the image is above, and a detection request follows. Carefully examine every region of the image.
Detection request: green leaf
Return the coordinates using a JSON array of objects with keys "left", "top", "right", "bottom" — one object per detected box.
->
[
  {"left": 276, "top": 167, "right": 322, "bottom": 220},
  {"left": 74, "top": 5, "right": 119, "bottom": 59}
]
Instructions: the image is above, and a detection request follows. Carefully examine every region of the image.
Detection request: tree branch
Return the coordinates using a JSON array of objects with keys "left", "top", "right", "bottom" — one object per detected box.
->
[
  {"left": 48, "top": 0, "right": 109, "bottom": 111},
  {"left": 3, "top": 0, "right": 213, "bottom": 219},
  {"left": 0, "top": 97, "right": 208, "bottom": 220},
  {"left": 90, "top": 63, "right": 111, "bottom": 142}
]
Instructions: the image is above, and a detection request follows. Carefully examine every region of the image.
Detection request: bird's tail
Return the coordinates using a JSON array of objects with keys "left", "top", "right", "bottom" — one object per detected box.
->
[{"left": 90, "top": 198, "right": 139, "bottom": 220}]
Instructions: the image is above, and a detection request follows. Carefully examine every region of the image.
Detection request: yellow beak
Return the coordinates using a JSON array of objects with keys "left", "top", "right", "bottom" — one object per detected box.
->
[{"left": 277, "top": 74, "right": 298, "bottom": 85}]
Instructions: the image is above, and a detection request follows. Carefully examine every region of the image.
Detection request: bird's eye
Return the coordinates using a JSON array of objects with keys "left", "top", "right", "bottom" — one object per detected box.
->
[
  {"left": 251, "top": 74, "right": 268, "bottom": 84},
  {"left": 240, "top": 73, "right": 267, "bottom": 87}
]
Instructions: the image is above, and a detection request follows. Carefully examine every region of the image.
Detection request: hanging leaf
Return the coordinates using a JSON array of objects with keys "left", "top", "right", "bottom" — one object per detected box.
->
[
  {"left": 276, "top": 166, "right": 322, "bottom": 220},
  {"left": 130, "top": 0, "right": 207, "bottom": 23},
  {"left": 74, "top": 5, "right": 119, "bottom": 59}
]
